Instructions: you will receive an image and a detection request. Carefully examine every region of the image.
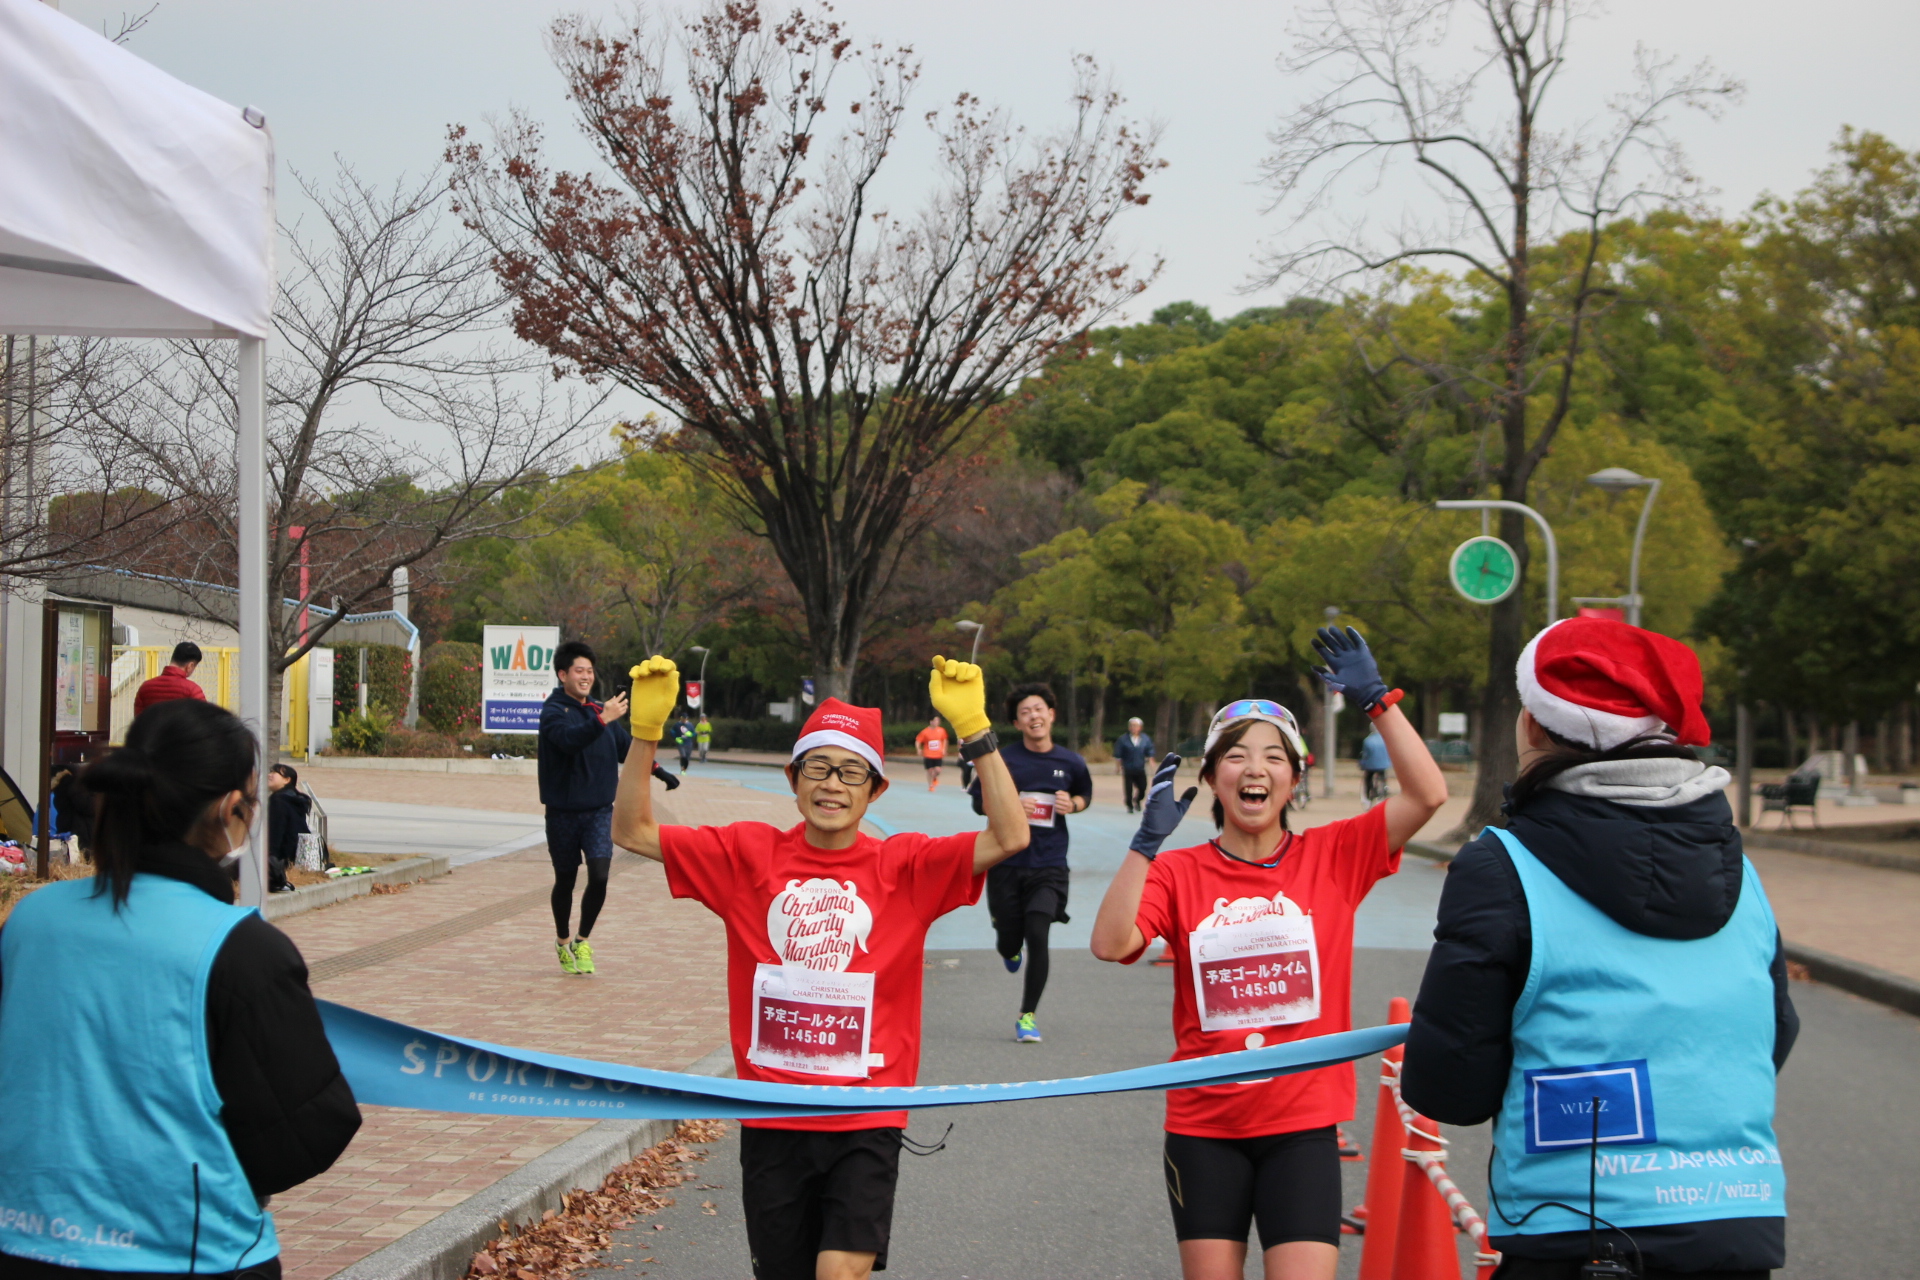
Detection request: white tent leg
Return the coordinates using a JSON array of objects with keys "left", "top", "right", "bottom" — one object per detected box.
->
[{"left": 237, "top": 335, "right": 269, "bottom": 908}]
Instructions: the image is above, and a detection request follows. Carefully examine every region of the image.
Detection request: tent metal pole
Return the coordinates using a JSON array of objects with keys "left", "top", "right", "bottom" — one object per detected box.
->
[{"left": 237, "top": 335, "right": 269, "bottom": 907}]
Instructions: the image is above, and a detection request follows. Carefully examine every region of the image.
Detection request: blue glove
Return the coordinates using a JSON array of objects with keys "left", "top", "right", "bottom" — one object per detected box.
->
[
  {"left": 1130, "top": 753, "right": 1199, "bottom": 860},
  {"left": 1312, "top": 625, "right": 1389, "bottom": 713}
]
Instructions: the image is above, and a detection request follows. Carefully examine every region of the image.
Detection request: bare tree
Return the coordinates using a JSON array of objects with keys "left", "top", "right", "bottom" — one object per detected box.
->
[
  {"left": 81, "top": 167, "right": 607, "bottom": 738},
  {"left": 1258, "top": 0, "right": 1738, "bottom": 829},
  {"left": 449, "top": 2, "right": 1162, "bottom": 698}
]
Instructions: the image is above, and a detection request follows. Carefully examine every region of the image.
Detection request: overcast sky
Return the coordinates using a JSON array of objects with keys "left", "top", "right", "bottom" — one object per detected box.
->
[{"left": 53, "top": 0, "right": 1920, "bottom": 321}]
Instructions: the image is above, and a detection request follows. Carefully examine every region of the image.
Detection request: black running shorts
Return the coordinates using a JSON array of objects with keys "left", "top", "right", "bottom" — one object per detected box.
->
[
  {"left": 1163, "top": 1126, "right": 1342, "bottom": 1250},
  {"left": 986, "top": 862, "right": 1071, "bottom": 926},
  {"left": 740, "top": 1125, "right": 902, "bottom": 1278}
]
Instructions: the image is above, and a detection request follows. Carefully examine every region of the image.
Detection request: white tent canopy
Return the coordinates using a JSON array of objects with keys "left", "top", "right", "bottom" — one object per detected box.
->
[
  {"left": 0, "top": 0, "right": 274, "bottom": 337},
  {"left": 0, "top": 0, "right": 275, "bottom": 903}
]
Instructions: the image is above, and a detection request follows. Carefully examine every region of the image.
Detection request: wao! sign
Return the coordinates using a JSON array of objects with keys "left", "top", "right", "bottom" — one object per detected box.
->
[{"left": 482, "top": 625, "right": 560, "bottom": 734}]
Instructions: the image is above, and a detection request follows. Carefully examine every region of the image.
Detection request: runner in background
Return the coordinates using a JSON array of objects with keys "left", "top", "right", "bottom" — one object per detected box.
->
[
  {"left": 1116, "top": 716, "right": 1155, "bottom": 814},
  {"left": 612, "top": 655, "right": 1028, "bottom": 1280},
  {"left": 914, "top": 714, "right": 949, "bottom": 791},
  {"left": 970, "top": 682, "right": 1092, "bottom": 1044},
  {"left": 673, "top": 713, "right": 696, "bottom": 773},
  {"left": 696, "top": 713, "right": 712, "bottom": 764},
  {"left": 1091, "top": 626, "right": 1446, "bottom": 1280}
]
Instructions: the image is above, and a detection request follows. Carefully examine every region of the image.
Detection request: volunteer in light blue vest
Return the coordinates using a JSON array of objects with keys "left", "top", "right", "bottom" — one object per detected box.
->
[
  {"left": 0, "top": 699, "right": 360, "bottom": 1280},
  {"left": 1402, "top": 618, "right": 1798, "bottom": 1280}
]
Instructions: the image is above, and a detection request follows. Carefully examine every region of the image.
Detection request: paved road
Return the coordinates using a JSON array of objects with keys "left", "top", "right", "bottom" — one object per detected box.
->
[
  {"left": 587, "top": 779, "right": 1920, "bottom": 1279},
  {"left": 316, "top": 798, "right": 546, "bottom": 864}
]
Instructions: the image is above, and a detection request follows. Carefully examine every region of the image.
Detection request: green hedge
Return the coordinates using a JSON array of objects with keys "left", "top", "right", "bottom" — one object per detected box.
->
[
  {"left": 419, "top": 641, "right": 482, "bottom": 733},
  {"left": 330, "top": 642, "right": 412, "bottom": 721}
]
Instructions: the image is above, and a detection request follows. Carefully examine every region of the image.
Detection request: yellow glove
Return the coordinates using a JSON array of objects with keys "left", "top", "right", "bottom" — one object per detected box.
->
[
  {"left": 929, "top": 654, "right": 991, "bottom": 739},
  {"left": 627, "top": 656, "right": 679, "bottom": 742}
]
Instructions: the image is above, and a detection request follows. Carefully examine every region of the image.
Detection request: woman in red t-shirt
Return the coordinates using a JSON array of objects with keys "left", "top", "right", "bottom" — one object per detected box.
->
[{"left": 1092, "top": 626, "right": 1446, "bottom": 1280}]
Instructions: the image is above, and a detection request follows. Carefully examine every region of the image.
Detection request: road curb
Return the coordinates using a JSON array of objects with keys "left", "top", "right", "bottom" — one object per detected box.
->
[
  {"left": 263, "top": 854, "right": 450, "bottom": 922},
  {"left": 327, "top": 1045, "right": 734, "bottom": 1280},
  {"left": 1402, "top": 838, "right": 1920, "bottom": 1021},
  {"left": 1783, "top": 943, "right": 1920, "bottom": 1019},
  {"left": 1743, "top": 830, "right": 1920, "bottom": 875}
]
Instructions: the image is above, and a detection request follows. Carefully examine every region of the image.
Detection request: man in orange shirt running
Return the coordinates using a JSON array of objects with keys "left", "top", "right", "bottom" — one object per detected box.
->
[{"left": 914, "top": 715, "right": 950, "bottom": 791}]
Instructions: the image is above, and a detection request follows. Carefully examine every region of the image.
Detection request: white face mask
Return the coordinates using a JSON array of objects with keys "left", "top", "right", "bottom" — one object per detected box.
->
[{"left": 221, "top": 838, "right": 249, "bottom": 869}]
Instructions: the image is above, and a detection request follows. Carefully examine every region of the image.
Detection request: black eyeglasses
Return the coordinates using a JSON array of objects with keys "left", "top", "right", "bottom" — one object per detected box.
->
[{"left": 796, "top": 756, "right": 875, "bottom": 787}]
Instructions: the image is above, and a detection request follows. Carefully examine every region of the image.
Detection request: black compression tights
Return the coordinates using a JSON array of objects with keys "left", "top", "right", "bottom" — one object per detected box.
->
[
  {"left": 552, "top": 857, "right": 611, "bottom": 938},
  {"left": 1017, "top": 911, "right": 1052, "bottom": 1014}
]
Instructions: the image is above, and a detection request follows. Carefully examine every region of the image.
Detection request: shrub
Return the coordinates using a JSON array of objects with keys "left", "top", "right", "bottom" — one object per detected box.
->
[
  {"left": 329, "top": 708, "right": 394, "bottom": 756},
  {"left": 420, "top": 642, "right": 483, "bottom": 733},
  {"left": 330, "top": 643, "right": 412, "bottom": 720},
  {"left": 381, "top": 725, "right": 462, "bottom": 758}
]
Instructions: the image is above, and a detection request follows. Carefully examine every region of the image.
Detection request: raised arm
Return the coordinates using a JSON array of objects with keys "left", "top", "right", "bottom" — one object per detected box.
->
[
  {"left": 1374, "top": 703, "right": 1447, "bottom": 848},
  {"left": 1092, "top": 754, "right": 1193, "bottom": 961},
  {"left": 1311, "top": 625, "right": 1447, "bottom": 848},
  {"left": 926, "top": 655, "right": 1030, "bottom": 872},
  {"left": 610, "top": 657, "right": 678, "bottom": 862}
]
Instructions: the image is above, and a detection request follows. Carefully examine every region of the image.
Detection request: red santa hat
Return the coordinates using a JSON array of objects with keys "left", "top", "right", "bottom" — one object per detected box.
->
[
  {"left": 1516, "top": 618, "right": 1711, "bottom": 750},
  {"left": 791, "top": 698, "right": 887, "bottom": 777}
]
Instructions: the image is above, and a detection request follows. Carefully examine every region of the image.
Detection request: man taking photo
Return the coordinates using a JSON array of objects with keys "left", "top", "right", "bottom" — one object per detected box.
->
[{"left": 538, "top": 641, "right": 629, "bottom": 976}]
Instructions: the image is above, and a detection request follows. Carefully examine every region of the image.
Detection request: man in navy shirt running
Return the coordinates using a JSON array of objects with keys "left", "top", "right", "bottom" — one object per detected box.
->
[{"left": 970, "top": 682, "right": 1091, "bottom": 1043}]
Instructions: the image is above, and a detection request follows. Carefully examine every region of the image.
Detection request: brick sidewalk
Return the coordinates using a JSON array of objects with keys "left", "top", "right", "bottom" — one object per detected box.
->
[{"left": 271, "top": 776, "right": 753, "bottom": 1279}]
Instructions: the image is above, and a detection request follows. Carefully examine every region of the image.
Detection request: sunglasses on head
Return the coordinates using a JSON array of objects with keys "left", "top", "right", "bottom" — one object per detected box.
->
[{"left": 1206, "top": 699, "right": 1306, "bottom": 757}]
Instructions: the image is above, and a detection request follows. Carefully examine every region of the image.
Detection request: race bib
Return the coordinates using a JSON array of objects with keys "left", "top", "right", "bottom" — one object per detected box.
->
[
  {"left": 748, "top": 963, "right": 875, "bottom": 1078},
  {"left": 1021, "top": 791, "right": 1058, "bottom": 827},
  {"left": 1189, "top": 913, "right": 1320, "bottom": 1032}
]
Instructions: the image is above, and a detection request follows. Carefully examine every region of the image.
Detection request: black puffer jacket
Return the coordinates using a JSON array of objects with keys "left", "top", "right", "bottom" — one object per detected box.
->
[
  {"left": 1401, "top": 760, "right": 1798, "bottom": 1272},
  {"left": 0, "top": 842, "right": 361, "bottom": 1200}
]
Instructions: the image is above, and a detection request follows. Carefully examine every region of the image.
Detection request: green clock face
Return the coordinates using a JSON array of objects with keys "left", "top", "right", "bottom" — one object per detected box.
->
[{"left": 1449, "top": 536, "right": 1519, "bottom": 604}]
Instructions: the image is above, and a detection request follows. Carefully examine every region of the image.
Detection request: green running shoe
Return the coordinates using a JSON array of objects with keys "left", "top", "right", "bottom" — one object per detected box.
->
[
  {"left": 556, "top": 939, "right": 579, "bottom": 975},
  {"left": 1015, "top": 1012, "right": 1042, "bottom": 1043},
  {"left": 573, "top": 938, "right": 596, "bottom": 975}
]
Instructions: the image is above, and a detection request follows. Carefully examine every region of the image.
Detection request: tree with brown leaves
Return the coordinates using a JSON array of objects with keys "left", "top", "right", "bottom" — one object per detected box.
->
[{"left": 450, "top": 2, "right": 1162, "bottom": 698}]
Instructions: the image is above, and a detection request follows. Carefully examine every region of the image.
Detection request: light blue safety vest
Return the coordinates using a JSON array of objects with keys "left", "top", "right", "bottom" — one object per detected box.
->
[
  {"left": 0, "top": 874, "right": 278, "bottom": 1272},
  {"left": 1486, "top": 827, "right": 1786, "bottom": 1237}
]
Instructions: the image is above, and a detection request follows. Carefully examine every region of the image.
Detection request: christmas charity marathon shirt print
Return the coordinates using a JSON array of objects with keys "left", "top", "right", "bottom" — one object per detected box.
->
[{"left": 752, "top": 878, "right": 877, "bottom": 1077}]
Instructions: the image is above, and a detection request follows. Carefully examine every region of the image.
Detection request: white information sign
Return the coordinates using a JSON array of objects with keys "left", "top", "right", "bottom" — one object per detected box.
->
[{"left": 482, "top": 625, "right": 560, "bottom": 735}]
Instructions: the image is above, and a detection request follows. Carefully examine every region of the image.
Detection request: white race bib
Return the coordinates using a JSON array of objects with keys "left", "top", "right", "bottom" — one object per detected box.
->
[
  {"left": 1188, "top": 913, "right": 1320, "bottom": 1032},
  {"left": 748, "top": 963, "right": 875, "bottom": 1078},
  {"left": 1020, "top": 791, "right": 1058, "bottom": 827}
]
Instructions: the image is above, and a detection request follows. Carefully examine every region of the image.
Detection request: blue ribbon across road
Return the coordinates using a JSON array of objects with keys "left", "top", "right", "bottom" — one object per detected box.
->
[{"left": 319, "top": 1001, "right": 1408, "bottom": 1121}]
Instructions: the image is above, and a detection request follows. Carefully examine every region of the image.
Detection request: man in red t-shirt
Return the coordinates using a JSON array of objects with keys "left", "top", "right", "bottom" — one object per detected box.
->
[
  {"left": 912, "top": 715, "right": 948, "bottom": 791},
  {"left": 612, "top": 654, "right": 1028, "bottom": 1280},
  {"left": 131, "top": 641, "right": 208, "bottom": 718}
]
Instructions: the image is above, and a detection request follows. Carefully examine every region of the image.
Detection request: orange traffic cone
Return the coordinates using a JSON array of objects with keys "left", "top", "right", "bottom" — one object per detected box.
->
[
  {"left": 1355, "top": 996, "right": 1413, "bottom": 1280},
  {"left": 1390, "top": 1100, "right": 1459, "bottom": 1280}
]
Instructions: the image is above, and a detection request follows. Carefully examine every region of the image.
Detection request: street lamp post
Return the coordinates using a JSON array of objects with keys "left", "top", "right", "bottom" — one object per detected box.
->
[
  {"left": 1584, "top": 467, "right": 1662, "bottom": 627},
  {"left": 1434, "top": 499, "right": 1560, "bottom": 625},
  {"left": 686, "top": 645, "right": 712, "bottom": 717},
  {"left": 955, "top": 619, "right": 985, "bottom": 664}
]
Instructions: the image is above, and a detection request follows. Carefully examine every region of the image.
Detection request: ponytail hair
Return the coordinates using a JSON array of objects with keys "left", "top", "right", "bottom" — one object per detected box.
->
[{"left": 81, "top": 699, "right": 258, "bottom": 906}]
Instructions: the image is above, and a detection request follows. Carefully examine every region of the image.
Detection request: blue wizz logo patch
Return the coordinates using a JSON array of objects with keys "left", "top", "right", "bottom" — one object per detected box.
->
[{"left": 1523, "top": 1059, "right": 1657, "bottom": 1154}]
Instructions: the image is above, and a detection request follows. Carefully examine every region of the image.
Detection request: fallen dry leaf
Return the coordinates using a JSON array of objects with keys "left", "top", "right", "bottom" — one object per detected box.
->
[{"left": 462, "top": 1121, "right": 726, "bottom": 1279}]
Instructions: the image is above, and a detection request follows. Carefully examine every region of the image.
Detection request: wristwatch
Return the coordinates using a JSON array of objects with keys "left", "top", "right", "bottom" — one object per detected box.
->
[{"left": 960, "top": 730, "right": 1000, "bottom": 762}]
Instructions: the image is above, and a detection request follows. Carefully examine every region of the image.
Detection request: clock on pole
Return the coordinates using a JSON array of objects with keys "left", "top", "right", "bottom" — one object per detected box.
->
[{"left": 1449, "top": 536, "right": 1519, "bottom": 605}]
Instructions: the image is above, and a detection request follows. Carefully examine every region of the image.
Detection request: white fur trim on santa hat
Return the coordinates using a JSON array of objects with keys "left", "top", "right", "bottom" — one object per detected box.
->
[
  {"left": 791, "top": 729, "right": 886, "bottom": 776},
  {"left": 1516, "top": 620, "right": 1666, "bottom": 751}
]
